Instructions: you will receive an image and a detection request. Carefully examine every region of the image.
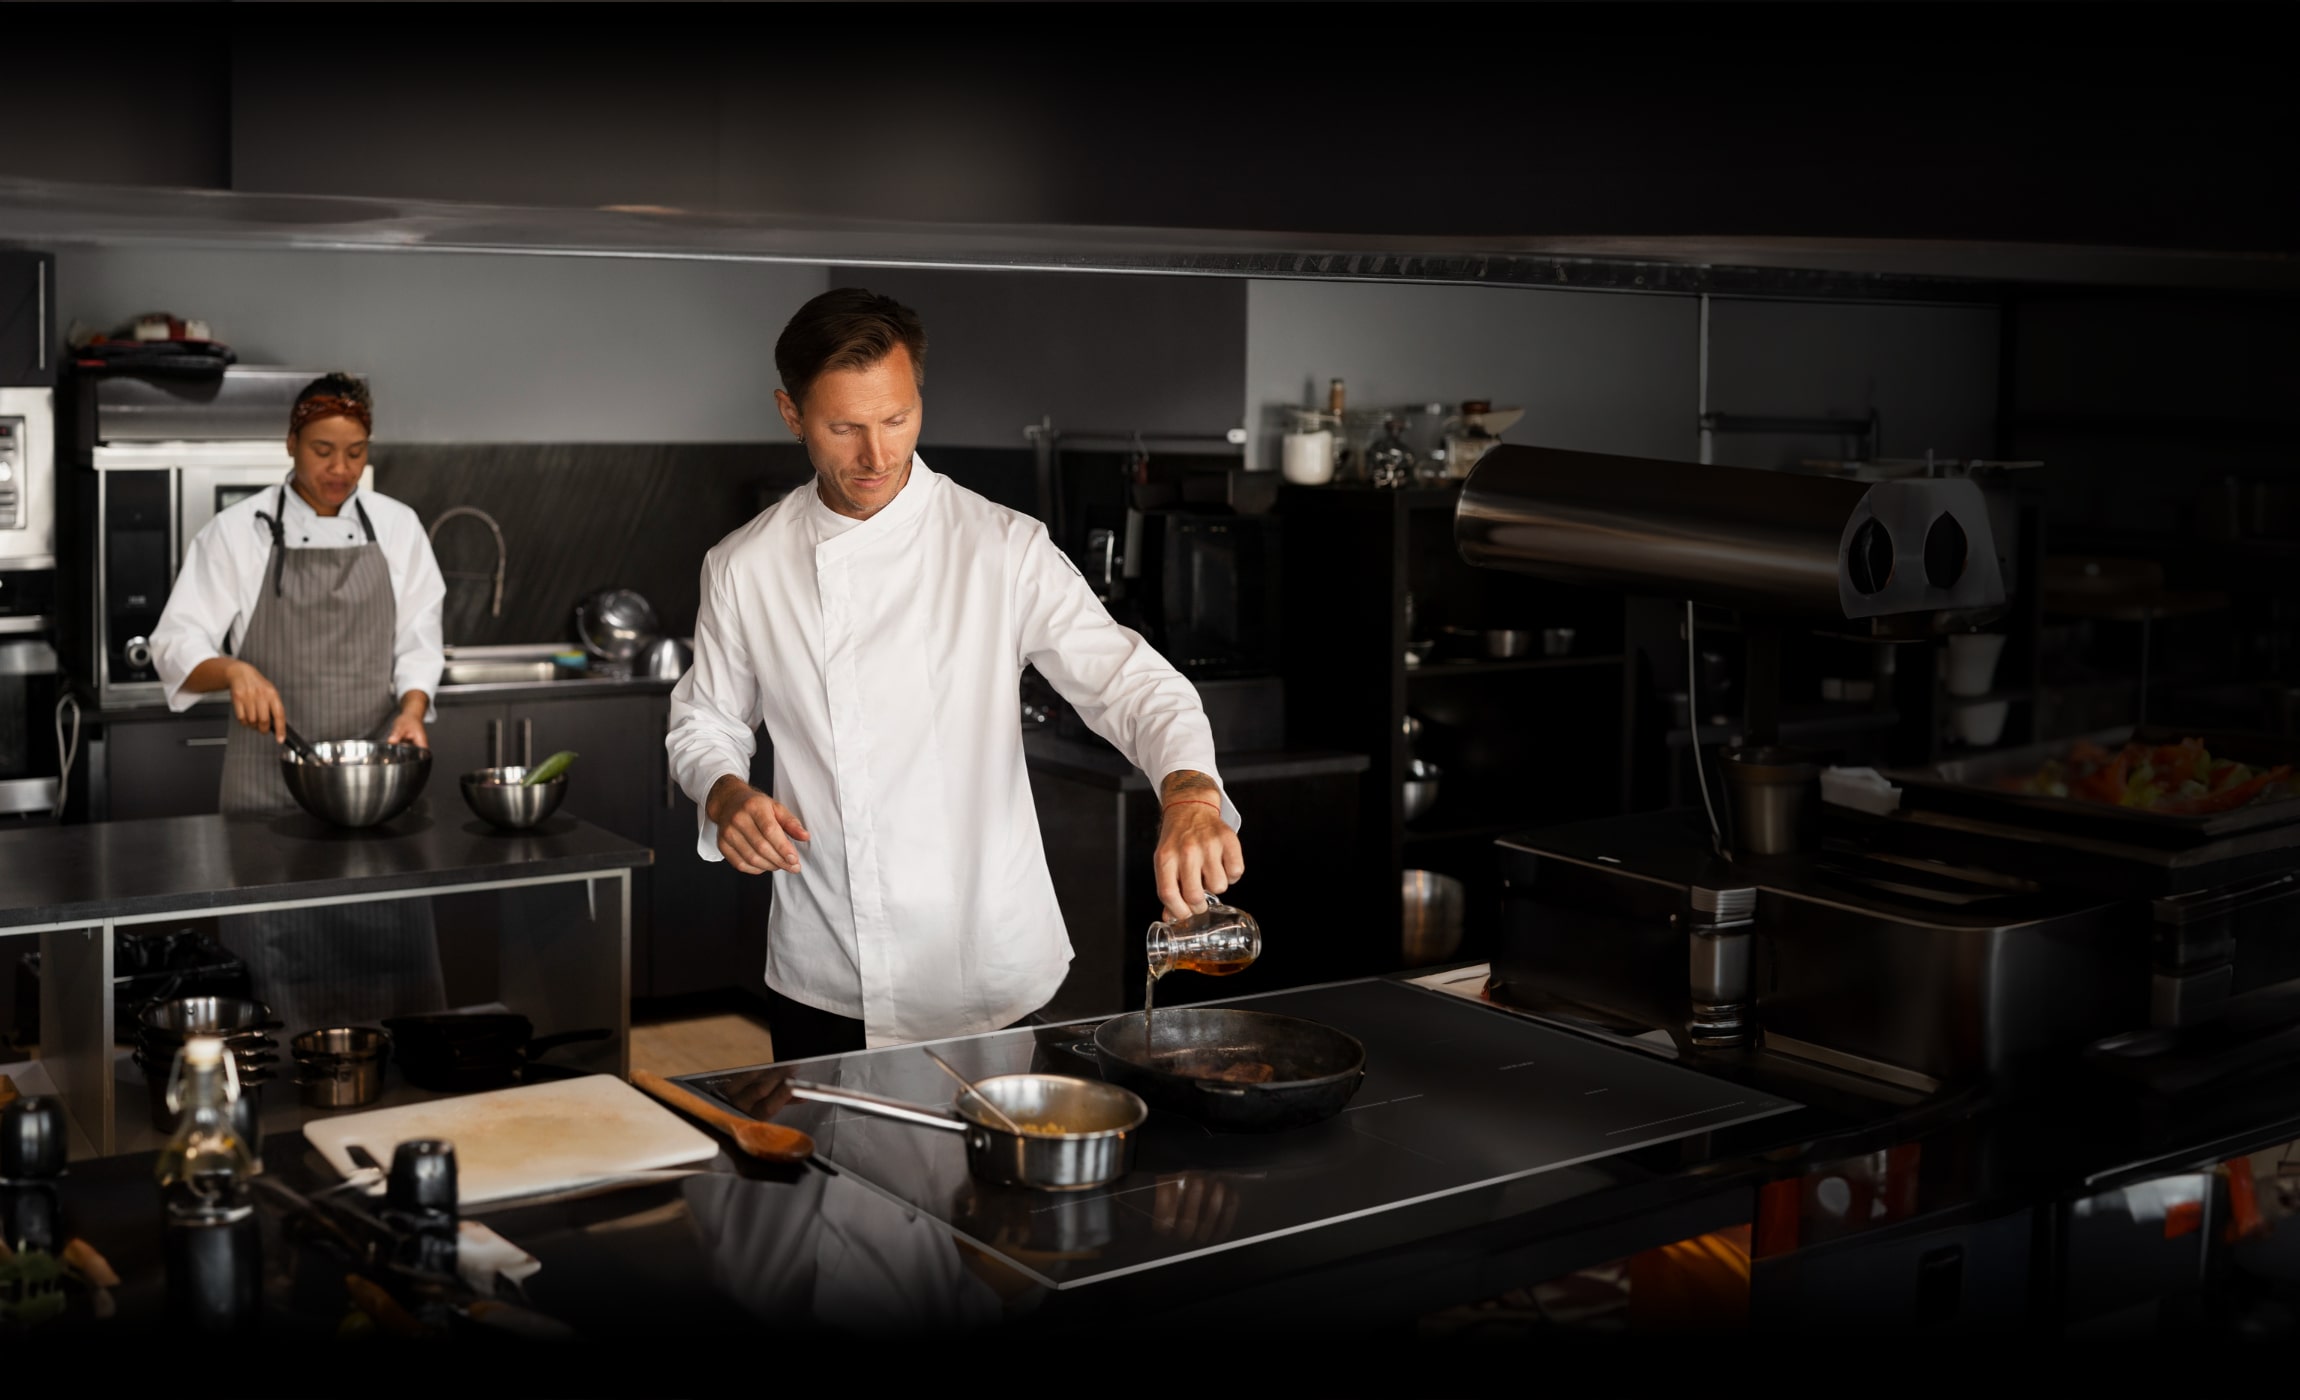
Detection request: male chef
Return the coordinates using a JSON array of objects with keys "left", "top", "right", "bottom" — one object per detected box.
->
[{"left": 666, "top": 287, "right": 1244, "bottom": 1056}]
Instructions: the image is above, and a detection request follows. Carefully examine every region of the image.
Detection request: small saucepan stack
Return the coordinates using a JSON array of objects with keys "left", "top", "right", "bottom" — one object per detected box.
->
[{"left": 133, "top": 996, "right": 280, "bottom": 1131}]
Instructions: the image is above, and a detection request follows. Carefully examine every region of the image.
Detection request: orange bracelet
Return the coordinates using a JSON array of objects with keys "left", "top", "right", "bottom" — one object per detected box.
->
[{"left": 1163, "top": 797, "right": 1222, "bottom": 814}]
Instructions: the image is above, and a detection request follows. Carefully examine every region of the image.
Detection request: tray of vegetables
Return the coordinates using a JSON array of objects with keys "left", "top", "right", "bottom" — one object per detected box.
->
[{"left": 1886, "top": 726, "right": 2300, "bottom": 838}]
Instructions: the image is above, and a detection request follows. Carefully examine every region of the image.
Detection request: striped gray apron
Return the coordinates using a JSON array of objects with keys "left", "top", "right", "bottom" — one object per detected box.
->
[{"left": 216, "top": 485, "right": 446, "bottom": 1036}]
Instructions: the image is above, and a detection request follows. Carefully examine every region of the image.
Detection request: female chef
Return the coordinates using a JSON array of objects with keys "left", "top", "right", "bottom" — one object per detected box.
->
[{"left": 150, "top": 372, "right": 451, "bottom": 1031}]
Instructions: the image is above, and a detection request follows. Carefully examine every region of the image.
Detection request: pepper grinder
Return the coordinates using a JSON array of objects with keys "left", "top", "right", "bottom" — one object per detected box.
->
[
  {"left": 1, "top": 1096, "right": 68, "bottom": 1256},
  {"left": 382, "top": 1138, "right": 459, "bottom": 1279}
]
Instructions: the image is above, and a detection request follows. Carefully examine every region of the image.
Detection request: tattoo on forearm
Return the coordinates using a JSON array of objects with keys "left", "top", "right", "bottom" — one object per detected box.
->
[{"left": 1161, "top": 771, "right": 1219, "bottom": 806}]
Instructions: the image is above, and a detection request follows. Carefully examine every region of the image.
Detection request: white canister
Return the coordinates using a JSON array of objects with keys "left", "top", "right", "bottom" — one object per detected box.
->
[
  {"left": 1282, "top": 429, "right": 1336, "bottom": 485},
  {"left": 1944, "top": 632, "right": 2008, "bottom": 698}
]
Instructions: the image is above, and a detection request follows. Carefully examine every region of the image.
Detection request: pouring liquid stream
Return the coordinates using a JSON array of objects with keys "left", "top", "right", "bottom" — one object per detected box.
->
[{"left": 1144, "top": 951, "right": 1257, "bottom": 1058}]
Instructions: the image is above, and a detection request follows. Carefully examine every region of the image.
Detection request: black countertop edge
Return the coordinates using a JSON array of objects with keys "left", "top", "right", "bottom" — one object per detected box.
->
[
  {"left": 0, "top": 849, "right": 650, "bottom": 931},
  {"left": 82, "top": 675, "right": 676, "bottom": 722},
  {"left": 0, "top": 811, "right": 650, "bottom": 931},
  {"left": 1023, "top": 733, "right": 1370, "bottom": 791}
]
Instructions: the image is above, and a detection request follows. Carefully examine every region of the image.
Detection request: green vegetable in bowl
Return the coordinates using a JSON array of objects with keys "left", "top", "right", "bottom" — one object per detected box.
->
[{"left": 523, "top": 750, "right": 579, "bottom": 786}]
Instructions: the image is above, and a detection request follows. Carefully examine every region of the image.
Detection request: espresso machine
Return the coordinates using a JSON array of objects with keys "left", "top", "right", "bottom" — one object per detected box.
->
[{"left": 1450, "top": 444, "right": 2241, "bottom": 1098}]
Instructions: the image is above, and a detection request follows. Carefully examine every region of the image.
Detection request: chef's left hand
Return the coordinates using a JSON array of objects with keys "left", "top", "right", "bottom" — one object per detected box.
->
[
  {"left": 1154, "top": 797, "right": 1243, "bottom": 922},
  {"left": 384, "top": 694, "right": 429, "bottom": 749}
]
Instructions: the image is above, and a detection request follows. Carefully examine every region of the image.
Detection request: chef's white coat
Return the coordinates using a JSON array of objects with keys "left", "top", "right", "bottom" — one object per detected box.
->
[
  {"left": 150, "top": 480, "right": 448, "bottom": 712},
  {"left": 666, "top": 456, "right": 1239, "bottom": 1046}
]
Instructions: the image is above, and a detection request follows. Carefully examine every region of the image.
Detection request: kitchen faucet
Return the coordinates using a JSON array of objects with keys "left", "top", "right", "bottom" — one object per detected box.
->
[{"left": 427, "top": 505, "right": 507, "bottom": 618}]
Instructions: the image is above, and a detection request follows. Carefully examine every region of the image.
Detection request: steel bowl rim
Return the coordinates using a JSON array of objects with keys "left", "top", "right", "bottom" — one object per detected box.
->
[
  {"left": 280, "top": 740, "right": 432, "bottom": 768},
  {"left": 461, "top": 768, "right": 570, "bottom": 789},
  {"left": 953, "top": 1071, "right": 1148, "bottom": 1140}
]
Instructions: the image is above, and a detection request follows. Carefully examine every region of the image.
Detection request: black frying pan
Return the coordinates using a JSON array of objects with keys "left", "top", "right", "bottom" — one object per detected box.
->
[
  {"left": 1089, "top": 1007, "right": 1366, "bottom": 1132},
  {"left": 382, "top": 1012, "right": 611, "bottom": 1092}
]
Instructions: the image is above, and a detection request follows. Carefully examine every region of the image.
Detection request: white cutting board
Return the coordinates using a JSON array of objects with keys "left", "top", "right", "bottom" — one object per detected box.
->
[{"left": 303, "top": 1075, "right": 718, "bottom": 1205}]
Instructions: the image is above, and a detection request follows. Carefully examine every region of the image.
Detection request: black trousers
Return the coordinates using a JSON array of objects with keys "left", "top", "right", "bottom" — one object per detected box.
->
[
  {"left": 758, "top": 983, "right": 1043, "bottom": 1062},
  {"left": 759, "top": 983, "right": 869, "bottom": 1062}
]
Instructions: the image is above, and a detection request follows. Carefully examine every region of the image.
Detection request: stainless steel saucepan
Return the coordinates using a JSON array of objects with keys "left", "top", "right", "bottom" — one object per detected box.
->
[{"left": 789, "top": 1072, "right": 1145, "bottom": 1191}]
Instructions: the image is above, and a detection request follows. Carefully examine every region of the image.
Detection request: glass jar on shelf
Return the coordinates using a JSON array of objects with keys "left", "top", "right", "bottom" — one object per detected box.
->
[
  {"left": 1442, "top": 400, "right": 1500, "bottom": 481},
  {"left": 1364, "top": 416, "right": 1418, "bottom": 488}
]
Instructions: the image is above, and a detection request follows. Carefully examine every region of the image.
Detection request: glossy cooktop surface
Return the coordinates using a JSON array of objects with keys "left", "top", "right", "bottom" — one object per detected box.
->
[{"left": 682, "top": 979, "right": 1799, "bottom": 1290}]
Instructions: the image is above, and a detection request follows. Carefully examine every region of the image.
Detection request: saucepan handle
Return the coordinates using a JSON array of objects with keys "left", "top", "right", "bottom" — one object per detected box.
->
[{"left": 787, "top": 1080, "right": 969, "bottom": 1133}]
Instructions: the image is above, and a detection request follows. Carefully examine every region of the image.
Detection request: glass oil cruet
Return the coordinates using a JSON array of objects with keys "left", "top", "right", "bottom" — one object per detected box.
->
[
  {"left": 155, "top": 1036, "right": 255, "bottom": 1224},
  {"left": 1143, "top": 894, "right": 1262, "bottom": 1048}
]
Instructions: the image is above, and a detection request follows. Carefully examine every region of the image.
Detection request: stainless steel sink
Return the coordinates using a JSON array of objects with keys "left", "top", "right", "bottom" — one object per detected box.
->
[{"left": 441, "top": 660, "right": 559, "bottom": 686}]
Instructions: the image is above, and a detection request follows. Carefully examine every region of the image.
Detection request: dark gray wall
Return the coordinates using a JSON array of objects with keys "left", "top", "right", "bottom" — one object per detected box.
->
[
  {"left": 844, "top": 269, "right": 1246, "bottom": 449},
  {"left": 2008, "top": 293, "right": 2300, "bottom": 542},
  {"left": 56, "top": 248, "right": 827, "bottom": 442},
  {"left": 381, "top": 443, "right": 812, "bottom": 647},
  {"left": 1705, "top": 299, "right": 2000, "bottom": 467}
]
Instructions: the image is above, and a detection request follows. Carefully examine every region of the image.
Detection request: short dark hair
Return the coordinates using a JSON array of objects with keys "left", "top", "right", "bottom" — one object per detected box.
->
[
  {"left": 774, "top": 288, "right": 926, "bottom": 408},
  {"left": 295, "top": 371, "right": 371, "bottom": 412}
]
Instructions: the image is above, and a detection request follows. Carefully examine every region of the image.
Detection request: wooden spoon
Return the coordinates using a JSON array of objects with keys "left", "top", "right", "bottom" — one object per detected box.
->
[{"left": 633, "top": 1070, "right": 815, "bottom": 1163}]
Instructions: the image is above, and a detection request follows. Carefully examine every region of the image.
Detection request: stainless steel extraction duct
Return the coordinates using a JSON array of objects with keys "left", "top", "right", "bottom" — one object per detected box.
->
[{"left": 1455, "top": 444, "right": 2007, "bottom": 625}]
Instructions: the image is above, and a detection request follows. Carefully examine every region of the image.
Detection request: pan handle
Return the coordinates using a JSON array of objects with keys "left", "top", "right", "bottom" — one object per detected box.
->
[
  {"left": 524, "top": 1028, "right": 615, "bottom": 1058},
  {"left": 788, "top": 1081, "right": 968, "bottom": 1133}
]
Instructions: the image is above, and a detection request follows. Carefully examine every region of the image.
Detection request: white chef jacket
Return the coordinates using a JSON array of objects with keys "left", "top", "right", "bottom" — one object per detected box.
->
[
  {"left": 666, "top": 456, "right": 1240, "bottom": 1046},
  {"left": 150, "top": 479, "right": 448, "bottom": 712}
]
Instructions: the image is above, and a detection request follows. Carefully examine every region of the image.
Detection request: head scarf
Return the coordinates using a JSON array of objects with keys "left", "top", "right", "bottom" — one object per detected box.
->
[{"left": 289, "top": 393, "right": 372, "bottom": 438}]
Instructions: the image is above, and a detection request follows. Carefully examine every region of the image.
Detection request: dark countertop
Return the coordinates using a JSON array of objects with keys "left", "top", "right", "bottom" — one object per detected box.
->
[
  {"left": 22, "top": 974, "right": 2300, "bottom": 1340},
  {"left": 1023, "top": 731, "right": 1369, "bottom": 792},
  {"left": 0, "top": 804, "right": 650, "bottom": 930}
]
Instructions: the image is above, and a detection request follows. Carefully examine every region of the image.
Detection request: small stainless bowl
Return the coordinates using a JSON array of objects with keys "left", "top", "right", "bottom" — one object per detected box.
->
[
  {"left": 281, "top": 740, "right": 431, "bottom": 827},
  {"left": 461, "top": 766, "right": 568, "bottom": 829},
  {"left": 1483, "top": 628, "right": 1535, "bottom": 659},
  {"left": 1403, "top": 757, "right": 1442, "bottom": 823}
]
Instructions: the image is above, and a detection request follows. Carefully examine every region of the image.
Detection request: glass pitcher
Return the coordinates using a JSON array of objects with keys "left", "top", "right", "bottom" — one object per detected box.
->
[{"left": 1147, "top": 893, "right": 1262, "bottom": 979}]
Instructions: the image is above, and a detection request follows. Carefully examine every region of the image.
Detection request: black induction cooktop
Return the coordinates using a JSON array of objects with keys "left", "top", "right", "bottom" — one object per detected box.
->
[{"left": 681, "top": 979, "right": 1800, "bottom": 1290}]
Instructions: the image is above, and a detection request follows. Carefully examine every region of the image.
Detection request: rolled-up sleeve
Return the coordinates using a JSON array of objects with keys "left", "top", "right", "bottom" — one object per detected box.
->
[
  {"left": 1014, "top": 524, "right": 1240, "bottom": 830},
  {"left": 667, "top": 553, "right": 763, "bottom": 861},
  {"left": 386, "top": 509, "right": 447, "bottom": 711},
  {"left": 150, "top": 519, "right": 246, "bottom": 713}
]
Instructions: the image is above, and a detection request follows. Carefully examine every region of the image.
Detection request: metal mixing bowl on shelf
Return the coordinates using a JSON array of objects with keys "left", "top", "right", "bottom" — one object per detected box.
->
[
  {"left": 573, "top": 588, "right": 660, "bottom": 670},
  {"left": 461, "top": 765, "right": 568, "bottom": 829},
  {"left": 280, "top": 740, "right": 432, "bottom": 827}
]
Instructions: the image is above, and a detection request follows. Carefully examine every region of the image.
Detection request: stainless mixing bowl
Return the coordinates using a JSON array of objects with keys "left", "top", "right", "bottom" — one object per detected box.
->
[
  {"left": 280, "top": 740, "right": 431, "bottom": 827},
  {"left": 573, "top": 588, "right": 660, "bottom": 668},
  {"left": 461, "top": 766, "right": 568, "bottom": 829}
]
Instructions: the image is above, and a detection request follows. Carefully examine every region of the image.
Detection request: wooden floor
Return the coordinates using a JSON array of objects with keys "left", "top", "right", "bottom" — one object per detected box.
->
[{"left": 629, "top": 1012, "right": 779, "bottom": 1078}]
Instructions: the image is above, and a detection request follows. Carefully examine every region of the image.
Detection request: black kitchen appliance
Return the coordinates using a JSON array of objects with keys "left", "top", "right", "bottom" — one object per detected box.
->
[
  {"left": 1, "top": 382, "right": 65, "bottom": 820},
  {"left": 1462, "top": 443, "right": 2300, "bottom": 1097},
  {"left": 1125, "top": 508, "right": 1283, "bottom": 677}
]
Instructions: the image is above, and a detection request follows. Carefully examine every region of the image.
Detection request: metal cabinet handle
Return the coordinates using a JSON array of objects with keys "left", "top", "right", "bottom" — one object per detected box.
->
[
  {"left": 518, "top": 717, "right": 533, "bottom": 767},
  {"left": 663, "top": 711, "right": 676, "bottom": 809},
  {"left": 488, "top": 717, "right": 503, "bottom": 768},
  {"left": 183, "top": 736, "right": 228, "bottom": 748}
]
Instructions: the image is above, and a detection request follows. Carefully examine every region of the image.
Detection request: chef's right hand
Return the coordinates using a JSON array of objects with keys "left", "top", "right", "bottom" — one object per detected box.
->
[
  {"left": 224, "top": 660, "right": 287, "bottom": 741},
  {"left": 706, "top": 775, "right": 810, "bottom": 875}
]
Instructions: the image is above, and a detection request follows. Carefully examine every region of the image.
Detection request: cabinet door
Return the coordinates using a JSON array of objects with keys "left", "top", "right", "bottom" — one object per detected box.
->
[
  {"left": 426, "top": 701, "right": 506, "bottom": 788},
  {"left": 104, "top": 712, "right": 230, "bottom": 820},
  {"left": 508, "top": 695, "right": 658, "bottom": 845}
]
